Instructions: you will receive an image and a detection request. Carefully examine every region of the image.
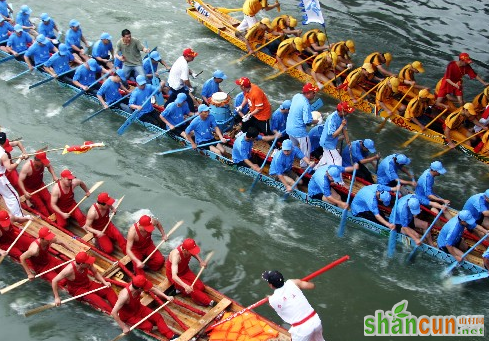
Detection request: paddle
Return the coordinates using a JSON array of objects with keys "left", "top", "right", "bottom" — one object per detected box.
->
[
  {"left": 357, "top": 83, "right": 381, "bottom": 102},
  {"left": 264, "top": 55, "right": 316, "bottom": 81},
  {"left": 230, "top": 36, "right": 282, "bottom": 65},
  {"left": 62, "top": 72, "right": 110, "bottom": 108},
  {"left": 441, "top": 233, "right": 489, "bottom": 277},
  {"left": 141, "top": 220, "right": 184, "bottom": 264},
  {"left": 6, "top": 60, "right": 48, "bottom": 82},
  {"left": 215, "top": 7, "right": 242, "bottom": 14},
  {"left": 81, "top": 93, "right": 131, "bottom": 123},
  {"left": 191, "top": 250, "right": 215, "bottom": 287},
  {"left": 141, "top": 114, "right": 196, "bottom": 145},
  {"left": 117, "top": 86, "right": 161, "bottom": 135},
  {"left": 338, "top": 167, "right": 357, "bottom": 237},
  {"left": 68, "top": 181, "right": 104, "bottom": 215},
  {"left": 387, "top": 180, "right": 401, "bottom": 258},
  {"left": 20, "top": 180, "right": 58, "bottom": 202},
  {"left": 450, "top": 272, "right": 489, "bottom": 285},
  {"left": 406, "top": 205, "right": 446, "bottom": 263},
  {"left": 83, "top": 195, "right": 125, "bottom": 243},
  {"left": 109, "top": 301, "right": 172, "bottom": 341},
  {"left": 401, "top": 109, "right": 448, "bottom": 148},
  {"left": 0, "top": 258, "right": 72, "bottom": 295},
  {"left": 0, "top": 221, "right": 32, "bottom": 265},
  {"left": 0, "top": 50, "right": 27, "bottom": 65},
  {"left": 206, "top": 255, "right": 350, "bottom": 332},
  {"left": 29, "top": 68, "right": 76, "bottom": 89},
  {"left": 282, "top": 165, "right": 313, "bottom": 201},
  {"left": 320, "top": 68, "right": 349, "bottom": 89},
  {"left": 144, "top": 41, "right": 164, "bottom": 105},
  {"left": 376, "top": 84, "right": 414, "bottom": 133},
  {"left": 11, "top": 146, "right": 75, "bottom": 160},
  {"left": 24, "top": 285, "right": 109, "bottom": 317},
  {"left": 155, "top": 140, "right": 227, "bottom": 156},
  {"left": 431, "top": 130, "right": 486, "bottom": 158}
]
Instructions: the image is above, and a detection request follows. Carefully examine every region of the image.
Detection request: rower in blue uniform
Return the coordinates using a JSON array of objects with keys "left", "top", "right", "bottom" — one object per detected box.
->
[
  {"left": 38, "top": 13, "right": 59, "bottom": 42},
  {"left": 92, "top": 32, "right": 114, "bottom": 69},
  {"left": 15, "top": 5, "right": 35, "bottom": 36},
  {"left": 376, "top": 153, "right": 416, "bottom": 188},
  {"left": 415, "top": 161, "right": 452, "bottom": 220},
  {"left": 0, "top": 17, "right": 14, "bottom": 50},
  {"left": 127, "top": 75, "right": 166, "bottom": 128},
  {"left": 270, "top": 99, "right": 291, "bottom": 140},
  {"left": 341, "top": 139, "right": 379, "bottom": 184},
  {"left": 308, "top": 164, "right": 357, "bottom": 208},
  {"left": 0, "top": 0, "right": 13, "bottom": 23},
  {"left": 232, "top": 127, "right": 276, "bottom": 171},
  {"left": 201, "top": 70, "right": 227, "bottom": 105},
  {"left": 24, "top": 34, "right": 57, "bottom": 71},
  {"left": 160, "top": 93, "right": 192, "bottom": 138},
  {"left": 96, "top": 69, "right": 129, "bottom": 109},
  {"left": 5, "top": 24, "right": 32, "bottom": 56},
  {"left": 308, "top": 123, "right": 323, "bottom": 160},
  {"left": 65, "top": 19, "right": 90, "bottom": 62},
  {"left": 45, "top": 43, "right": 78, "bottom": 80},
  {"left": 72, "top": 58, "right": 110, "bottom": 94},
  {"left": 462, "top": 189, "right": 489, "bottom": 229},
  {"left": 351, "top": 183, "right": 398, "bottom": 229},
  {"left": 143, "top": 51, "right": 170, "bottom": 81}
]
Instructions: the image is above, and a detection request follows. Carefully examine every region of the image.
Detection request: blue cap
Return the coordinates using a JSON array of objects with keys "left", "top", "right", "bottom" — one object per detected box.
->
[
  {"left": 20, "top": 5, "right": 32, "bottom": 14},
  {"left": 430, "top": 161, "right": 446, "bottom": 175},
  {"left": 407, "top": 197, "right": 421, "bottom": 215},
  {"left": 198, "top": 104, "right": 210, "bottom": 113},
  {"left": 36, "top": 34, "right": 48, "bottom": 45},
  {"left": 363, "top": 139, "right": 376, "bottom": 153},
  {"left": 149, "top": 51, "right": 161, "bottom": 61},
  {"left": 379, "top": 191, "right": 391, "bottom": 206},
  {"left": 87, "top": 58, "right": 98, "bottom": 72},
  {"left": 327, "top": 166, "right": 342, "bottom": 184},
  {"left": 58, "top": 43, "right": 69, "bottom": 56},
  {"left": 100, "top": 32, "right": 112, "bottom": 40},
  {"left": 40, "top": 13, "right": 50, "bottom": 22},
  {"left": 484, "top": 189, "right": 489, "bottom": 198},
  {"left": 14, "top": 24, "right": 22, "bottom": 32},
  {"left": 395, "top": 154, "right": 411, "bottom": 165},
  {"left": 176, "top": 93, "right": 187, "bottom": 104},
  {"left": 459, "top": 210, "right": 475, "bottom": 225},
  {"left": 282, "top": 139, "right": 293, "bottom": 150},
  {"left": 115, "top": 69, "right": 126, "bottom": 82},
  {"left": 280, "top": 100, "right": 292, "bottom": 110},
  {"left": 213, "top": 70, "right": 227, "bottom": 79},
  {"left": 136, "top": 75, "right": 147, "bottom": 85},
  {"left": 69, "top": 19, "right": 80, "bottom": 27}
]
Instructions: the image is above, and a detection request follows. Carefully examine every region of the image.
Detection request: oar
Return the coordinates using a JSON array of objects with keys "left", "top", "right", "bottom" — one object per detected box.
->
[
  {"left": 0, "top": 50, "right": 27, "bottom": 65},
  {"left": 401, "top": 109, "right": 448, "bottom": 148},
  {"left": 144, "top": 41, "right": 164, "bottom": 105},
  {"left": 81, "top": 93, "right": 131, "bottom": 123},
  {"left": 20, "top": 180, "right": 58, "bottom": 202},
  {"left": 155, "top": 140, "right": 226, "bottom": 156},
  {"left": 248, "top": 130, "right": 284, "bottom": 194},
  {"left": 141, "top": 220, "right": 184, "bottom": 264},
  {"left": 191, "top": 250, "right": 215, "bottom": 287},
  {"left": 406, "top": 205, "right": 446, "bottom": 263},
  {"left": 320, "top": 68, "right": 349, "bottom": 89},
  {"left": 357, "top": 82, "right": 380, "bottom": 102},
  {"left": 141, "top": 114, "right": 196, "bottom": 144},
  {"left": 230, "top": 36, "right": 282, "bottom": 65},
  {"left": 387, "top": 180, "right": 401, "bottom": 258},
  {"left": 338, "top": 167, "right": 357, "bottom": 237},
  {"left": 431, "top": 130, "right": 485, "bottom": 158},
  {"left": 441, "top": 234, "right": 489, "bottom": 277},
  {"left": 67, "top": 181, "right": 104, "bottom": 215},
  {"left": 264, "top": 55, "right": 316, "bottom": 81},
  {"left": 282, "top": 165, "right": 312, "bottom": 201},
  {"left": 62, "top": 72, "right": 110, "bottom": 107},
  {"left": 29, "top": 68, "right": 76, "bottom": 89},
  {"left": 6, "top": 60, "right": 48, "bottom": 82},
  {"left": 215, "top": 7, "right": 242, "bottom": 14},
  {"left": 0, "top": 221, "right": 32, "bottom": 265},
  {"left": 450, "top": 272, "right": 489, "bottom": 285},
  {"left": 117, "top": 86, "right": 162, "bottom": 135},
  {"left": 83, "top": 195, "right": 125, "bottom": 243},
  {"left": 11, "top": 147, "right": 68, "bottom": 160},
  {"left": 0, "top": 258, "right": 72, "bottom": 295},
  {"left": 25, "top": 285, "right": 109, "bottom": 317},
  {"left": 109, "top": 300, "right": 172, "bottom": 341},
  {"left": 376, "top": 84, "right": 414, "bottom": 133},
  {"left": 207, "top": 255, "right": 350, "bottom": 331}
]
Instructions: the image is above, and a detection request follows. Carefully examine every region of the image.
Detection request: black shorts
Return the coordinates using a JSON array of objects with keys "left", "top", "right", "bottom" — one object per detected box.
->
[
  {"left": 394, "top": 219, "right": 415, "bottom": 233},
  {"left": 197, "top": 138, "right": 217, "bottom": 150},
  {"left": 310, "top": 193, "right": 323, "bottom": 200},
  {"left": 440, "top": 240, "right": 462, "bottom": 253}
]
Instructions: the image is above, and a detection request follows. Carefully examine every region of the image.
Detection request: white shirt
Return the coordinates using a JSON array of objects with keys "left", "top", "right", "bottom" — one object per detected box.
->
[
  {"left": 168, "top": 56, "right": 189, "bottom": 90},
  {"left": 0, "top": 148, "right": 6, "bottom": 174},
  {"left": 268, "top": 280, "right": 314, "bottom": 325}
]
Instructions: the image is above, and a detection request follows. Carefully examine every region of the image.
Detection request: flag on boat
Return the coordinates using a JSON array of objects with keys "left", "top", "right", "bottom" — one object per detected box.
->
[
  {"left": 62, "top": 141, "right": 105, "bottom": 155},
  {"left": 298, "top": 0, "right": 325, "bottom": 25}
]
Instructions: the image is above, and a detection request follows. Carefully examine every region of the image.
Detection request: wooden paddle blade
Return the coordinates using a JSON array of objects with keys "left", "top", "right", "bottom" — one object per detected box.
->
[
  {"left": 387, "top": 230, "right": 397, "bottom": 258},
  {"left": 450, "top": 272, "right": 489, "bottom": 285},
  {"left": 109, "top": 333, "right": 126, "bottom": 341},
  {"left": 24, "top": 303, "right": 56, "bottom": 317},
  {"left": 0, "top": 278, "right": 29, "bottom": 295},
  {"left": 0, "top": 254, "right": 6, "bottom": 265},
  {"left": 401, "top": 133, "right": 419, "bottom": 148},
  {"left": 375, "top": 117, "right": 389, "bottom": 133}
]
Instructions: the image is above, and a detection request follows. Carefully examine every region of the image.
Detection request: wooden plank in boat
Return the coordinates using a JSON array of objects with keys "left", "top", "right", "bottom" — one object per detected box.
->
[
  {"left": 101, "top": 255, "right": 131, "bottom": 277},
  {"left": 140, "top": 278, "right": 172, "bottom": 306}
]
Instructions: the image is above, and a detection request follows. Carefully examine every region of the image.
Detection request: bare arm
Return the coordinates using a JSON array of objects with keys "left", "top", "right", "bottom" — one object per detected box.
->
[
  {"left": 111, "top": 290, "right": 130, "bottom": 334},
  {"left": 125, "top": 227, "right": 143, "bottom": 269},
  {"left": 20, "top": 243, "right": 38, "bottom": 279}
]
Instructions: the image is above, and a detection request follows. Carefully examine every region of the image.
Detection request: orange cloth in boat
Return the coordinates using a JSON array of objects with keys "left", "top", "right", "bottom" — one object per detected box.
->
[{"left": 209, "top": 311, "right": 279, "bottom": 341}]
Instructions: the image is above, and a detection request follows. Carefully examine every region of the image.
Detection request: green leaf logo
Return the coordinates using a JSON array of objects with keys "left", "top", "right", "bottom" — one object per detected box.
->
[{"left": 391, "top": 300, "right": 410, "bottom": 320}]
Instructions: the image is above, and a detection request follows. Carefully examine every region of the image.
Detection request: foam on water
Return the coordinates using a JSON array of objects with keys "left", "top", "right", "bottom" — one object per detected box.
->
[{"left": 45, "top": 104, "right": 62, "bottom": 118}]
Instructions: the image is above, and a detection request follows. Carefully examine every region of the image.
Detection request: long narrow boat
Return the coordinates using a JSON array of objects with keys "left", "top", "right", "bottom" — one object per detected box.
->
[{"left": 183, "top": 0, "right": 489, "bottom": 166}]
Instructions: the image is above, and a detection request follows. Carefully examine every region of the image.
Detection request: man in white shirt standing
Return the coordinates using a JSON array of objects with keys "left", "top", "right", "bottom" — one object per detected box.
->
[
  {"left": 263, "top": 270, "right": 325, "bottom": 341},
  {"left": 167, "top": 48, "right": 198, "bottom": 112},
  {"left": 0, "top": 133, "right": 25, "bottom": 218}
]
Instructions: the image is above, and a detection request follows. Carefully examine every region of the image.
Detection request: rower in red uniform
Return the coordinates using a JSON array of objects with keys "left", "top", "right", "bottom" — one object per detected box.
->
[
  {"left": 0, "top": 210, "right": 34, "bottom": 258},
  {"left": 0, "top": 132, "right": 27, "bottom": 193},
  {"left": 126, "top": 215, "right": 167, "bottom": 275},
  {"left": 83, "top": 192, "right": 127, "bottom": 254},
  {"left": 50, "top": 169, "right": 89, "bottom": 228},
  {"left": 111, "top": 274, "right": 177, "bottom": 340},
  {"left": 18, "top": 151, "right": 57, "bottom": 217},
  {"left": 51, "top": 251, "right": 118, "bottom": 313},
  {"left": 20, "top": 226, "right": 73, "bottom": 281},
  {"left": 166, "top": 238, "right": 214, "bottom": 307}
]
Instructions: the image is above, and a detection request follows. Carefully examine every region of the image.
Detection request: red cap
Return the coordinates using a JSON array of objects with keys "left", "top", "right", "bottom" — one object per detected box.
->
[
  {"left": 302, "top": 82, "right": 319, "bottom": 93},
  {"left": 182, "top": 238, "right": 200, "bottom": 255},
  {"left": 39, "top": 226, "right": 55, "bottom": 240},
  {"left": 60, "top": 169, "right": 75, "bottom": 179},
  {"left": 459, "top": 52, "right": 472, "bottom": 64},
  {"left": 132, "top": 274, "right": 153, "bottom": 291},
  {"left": 97, "top": 192, "right": 115, "bottom": 205},
  {"left": 235, "top": 77, "right": 251, "bottom": 88},
  {"left": 0, "top": 210, "right": 10, "bottom": 228},
  {"left": 3, "top": 139, "right": 13, "bottom": 153},
  {"left": 337, "top": 101, "right": 355, "bottom": 114},
  {"left": 183, "top": 48, "right": 198, "bottom": 58},
  {"left": 75, "top": 251, "right": 96, "bottom": 265},
  {"left": 138, "top": 215, "right": 154, "bottom": 232},
  {"left": 35, "top": 151, "right": 50, "bottom": 166}
]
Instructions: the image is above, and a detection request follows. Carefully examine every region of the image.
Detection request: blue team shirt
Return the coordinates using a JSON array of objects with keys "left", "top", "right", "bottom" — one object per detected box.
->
[
  {"left": 342, "top": 140, "right": 368, "bottom": 167},
  {"left": 389, "top": 194, "right": 416, "bottom": 226},
  {"left": 96, "top": 78, "right": 122, "bottom": 104},
  {"left": 161, "top": 102, "right": 190, "bottom": 129},
  {"left": 308, "top": 165, "right": 344, "bottom": 198},
  {"left": 286, "top": 93, "right": 312, "bottom": 138},
  {"left": 308, "top": 124, "right": 324, "bottom": 152},
  {"left": 38, "top": 19, "right": 56, "bottom": 38},
  {"left": 232, "top": 133, "right": 262, "bottom": 163},
  {"left": 415, "top": 169, "right": 434, "bottom": 206},
  {"left": 143, "top": 58, "right": 158, "bottom": 76},
  {"left": 437, "top": 216, "right": 476, "bottom": 249},
  {"left": 0, "top": 1, "right": 9, "bottom": 17},
  {"left": 377, "top": 154, "right": 402, "bottom": 186},
  {"left": 73, "top": 63, "right": 102, "bottom": 87},
  {"left": 45, "top": 52, "right": 74, "bottom": 73},
  {"left": 234, "top": 92, "right": 249, "bottom": 115},
  {"left": 25, "top": 41, "right": 55, "bottom": 65},
  {"left": 65, "top": 27, "right": 83, "bottom": 49},
  {"left": 129, "top": 84, "right": 158, "bottom": 116},
  {"left": 0, "top": 21, "right": 13, "bottom": 40},
  {"left": 320, "top": 111, "right": 342, "bottom": 149},
  {"left": 7, "top": 31, "right": 32, "bottom": 52},
  {"left": 270, "top": 108, "right": 287, "bottom": 133},
  {"left": 201, "top": 78, "right": 219, "bottom": 99},
  {"left": 92, "top": 39, "right": 112, "bottom": 58},
  {"left": 15, "top": 12, "right": 31, "bottom": 32},
  {"left": 351, "top": 184, "right": 391, "bottom": 216},
  {"left": 462, "top": 193, "right": 489, "bottom": 221},
  {"left": 185, "top": 115, "right": 218, "bottom": 144},
  {"left": 269, "top": 146, "right": 304, "bottom": 176}
]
